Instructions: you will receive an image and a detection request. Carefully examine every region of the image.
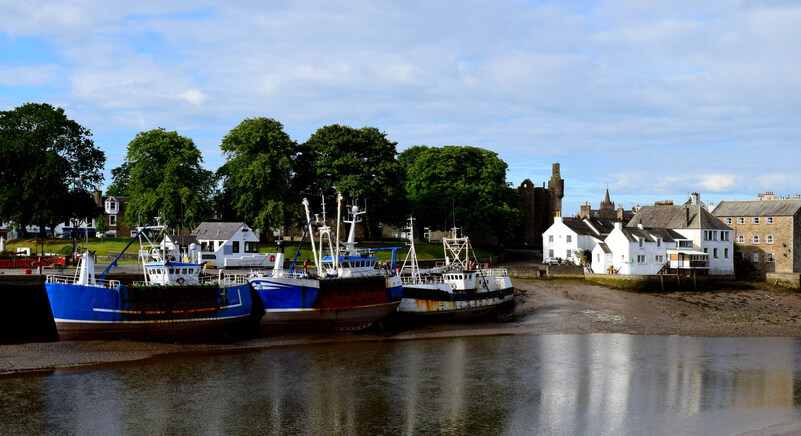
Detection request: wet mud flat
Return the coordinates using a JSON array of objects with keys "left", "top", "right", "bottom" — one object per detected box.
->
[{"left": 4, "top": 278, "right": 801, "bottom": 376}]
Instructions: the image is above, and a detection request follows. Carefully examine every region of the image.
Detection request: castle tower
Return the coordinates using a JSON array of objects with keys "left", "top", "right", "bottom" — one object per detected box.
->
[{"left": 548, "top": 163, "right": 564, "bottom": 216}]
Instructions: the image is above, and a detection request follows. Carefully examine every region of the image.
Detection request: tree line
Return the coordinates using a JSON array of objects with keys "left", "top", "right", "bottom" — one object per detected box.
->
[{"left": 0, "top": 103, "right": 525, "bottom": 243}]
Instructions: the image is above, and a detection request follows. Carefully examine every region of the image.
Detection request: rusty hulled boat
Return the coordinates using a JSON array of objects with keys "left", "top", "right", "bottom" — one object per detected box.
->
[
  {"left": 248, "top": 195, "right": 402, "bottom": 331},
  {"left": 396, "top": 219, "right": 515, "bottom": 322}
]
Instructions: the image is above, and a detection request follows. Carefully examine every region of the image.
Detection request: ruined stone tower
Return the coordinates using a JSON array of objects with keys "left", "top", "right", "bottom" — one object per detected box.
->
[{"left": 517, "top": 163, "right": 565, "bottom": 248}]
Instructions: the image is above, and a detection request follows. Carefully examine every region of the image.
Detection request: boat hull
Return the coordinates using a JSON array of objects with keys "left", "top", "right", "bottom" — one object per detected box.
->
[
  {"left": 45, "top": 282, "right": 253, "bottom": 341},
  {"left": 396, "top": 284, "right": 516, "bottom": 321},
  {"left": 251, "top": 275, "right": 402, "bottom": 331}
]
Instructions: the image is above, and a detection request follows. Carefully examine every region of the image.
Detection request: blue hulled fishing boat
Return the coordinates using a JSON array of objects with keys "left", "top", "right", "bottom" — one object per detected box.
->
[
  {"left": 44, "top": 223, "right": 252, "bottom": 341},
  {"left": 248, "top": 195, "right": 402, "bottom": 331}
]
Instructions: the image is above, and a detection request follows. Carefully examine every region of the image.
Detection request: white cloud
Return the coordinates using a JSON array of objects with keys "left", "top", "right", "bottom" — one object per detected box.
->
[{"left": 697, "top": 174, "right": 737, "bottom": 192}]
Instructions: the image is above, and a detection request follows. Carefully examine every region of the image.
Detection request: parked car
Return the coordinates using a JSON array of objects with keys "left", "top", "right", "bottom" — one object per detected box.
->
[{"left": 545, "top": 257, "right": 563, "bottom": 265}]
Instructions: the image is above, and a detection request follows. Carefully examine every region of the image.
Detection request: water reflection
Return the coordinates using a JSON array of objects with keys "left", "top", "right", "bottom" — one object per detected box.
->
[{"left": 1, "top": 335, "right": 801, "bottom": 435}]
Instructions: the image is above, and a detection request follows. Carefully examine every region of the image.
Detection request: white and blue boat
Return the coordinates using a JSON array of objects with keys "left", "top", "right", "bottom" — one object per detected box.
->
[
  {"left": 248, "top": 195, "right": 403, "bottom": 331},
  {"left": 44, "top": 224, "right": 252, "bottom": 341},
  {"left": 396, "top": 218, "right": 515, "bottom": 321}
]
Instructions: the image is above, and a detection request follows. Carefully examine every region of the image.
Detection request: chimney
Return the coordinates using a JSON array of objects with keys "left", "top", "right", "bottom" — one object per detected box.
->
[
  {"left": 637, "top": 223, "right": 644, "bottom": 230},
  {"left": 614, "top": 222, "right": 623, "bottom": 230},
  {"left": 685, "top": 207, "right": 690, "bottom": 227},
  {"left": 554, "top": 211, "right": 563, "bottom": 224},
  {"left": 691, "top": 192, "right": 700, "bottom": 205}
]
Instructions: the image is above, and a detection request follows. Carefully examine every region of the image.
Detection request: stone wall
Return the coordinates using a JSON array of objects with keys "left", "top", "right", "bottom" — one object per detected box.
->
[{"left": 719, "top": 214, "right": 798, "bottom": 273}]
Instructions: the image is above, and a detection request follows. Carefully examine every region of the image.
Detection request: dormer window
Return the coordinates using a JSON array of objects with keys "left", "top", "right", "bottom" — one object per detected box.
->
[{"left": 105, "top": 200, "right": 118, "bottom": 213}]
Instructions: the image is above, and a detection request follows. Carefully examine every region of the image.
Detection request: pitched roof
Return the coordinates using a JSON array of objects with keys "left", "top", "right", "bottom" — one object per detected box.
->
[
  {"left": 191, "top": 222, "right": 246, "bottom": 241},
  {"left": 562, "top": 218, "right": 598, "bottom": 236},
  {"left": 711, "top": 200, "right": 801, "bottom": 217},
  {"left": 627, "top": 204, "right": 731, "bottom": 230}
]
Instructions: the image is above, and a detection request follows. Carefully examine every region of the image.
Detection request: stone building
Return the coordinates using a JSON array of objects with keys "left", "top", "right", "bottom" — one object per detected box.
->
[
  {"left": 579, "top": 189, "right": 635, "bottom": 223},
  {"left": 711, "top": 200, "right": 801, "bottom": 274},
  {"left": 517, "top": 163, "right": 564, "bottom": 247}
]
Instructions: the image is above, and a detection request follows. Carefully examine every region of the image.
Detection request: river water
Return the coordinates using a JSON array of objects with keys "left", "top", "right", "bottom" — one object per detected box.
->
[{"left": 2, "top": 334, "right": 801, "bottom": 435}]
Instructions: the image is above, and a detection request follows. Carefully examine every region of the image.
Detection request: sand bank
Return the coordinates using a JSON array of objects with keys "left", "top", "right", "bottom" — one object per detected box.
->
[{"left": 3, "top": 278, "right": 801, "bottom": 376}]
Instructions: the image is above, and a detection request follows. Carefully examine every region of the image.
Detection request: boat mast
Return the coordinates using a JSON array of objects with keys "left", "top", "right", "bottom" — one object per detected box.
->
[
  {"left": 400, "top": 217, "right": 420, "bottom": 282},
  {"left": 302, "top": 198, "right": 319, "bottom": 274},
  {"left": 335, "top": 193, "right": 342, "bottom": 270}
]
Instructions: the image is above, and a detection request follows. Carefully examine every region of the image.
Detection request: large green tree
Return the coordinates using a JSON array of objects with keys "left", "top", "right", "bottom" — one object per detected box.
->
[
  {"left": 400, "top": 145, "right": 524, "bottom": 241},
  {"left": 0, "top": 103, "right": 104, "bottom": 247},
  {"left": 217, "top": 117, "right": 299, "bottom": 234},
  {"left": 113, "top": 128, "right": 214, "bottom": 231},
  {"left": 300, "top": 124, "right": 404, "bottom": 235}
]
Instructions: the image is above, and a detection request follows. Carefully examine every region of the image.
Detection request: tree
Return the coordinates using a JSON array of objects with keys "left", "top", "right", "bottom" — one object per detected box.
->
[
  {"left": 106, "top": 161, "right": 131, "bottom": 197},
  {"left": 0, "top": 103, "right": 105, "bottom": 251},
  {"left": 112, "top": 128, "right": 214, "bottom": 231},
  {"left": 217, "top": 118, "right": 299, "bottom": 235},
  {"left": 300, "top": 124, "right": 404, "bottom": 235},
  {"left": 400, "top": 145, "right": 524, "bottom": 241},
  {"left": 94, "top": 213, "right": 108, "bottom": 240}
]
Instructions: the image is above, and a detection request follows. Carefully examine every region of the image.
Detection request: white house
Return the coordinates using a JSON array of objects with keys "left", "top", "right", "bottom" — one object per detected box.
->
[
  {"left": 542, "top": 214, "right": 616, "bottom": 264},
  {"left": 189, "top": 222, "right": 275, "bottom": 268},
  {"left": 592, "top": 223, "right": 687, "bottom": 275},
  {"left": 624, "top": 203, "right": 734, "bottom": 275}
]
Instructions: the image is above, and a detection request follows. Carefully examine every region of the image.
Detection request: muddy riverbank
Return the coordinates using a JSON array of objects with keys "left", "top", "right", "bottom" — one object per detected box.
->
[{"left": 3, "top": 278, "right": 801, "bottom": 376}]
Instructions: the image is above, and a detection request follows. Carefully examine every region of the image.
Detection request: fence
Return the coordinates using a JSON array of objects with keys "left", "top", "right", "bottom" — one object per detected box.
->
[{"left": 0, "top": 257, "right": 66, "bottom": 269}]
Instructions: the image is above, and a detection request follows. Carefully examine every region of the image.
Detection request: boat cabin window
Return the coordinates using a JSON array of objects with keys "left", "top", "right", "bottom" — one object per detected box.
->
[
  {"left": 181, "top": 268, "right": 187, "bottom": 274},
  {"left": 169, "top": 268, "right": 175, "bottom": 274}
]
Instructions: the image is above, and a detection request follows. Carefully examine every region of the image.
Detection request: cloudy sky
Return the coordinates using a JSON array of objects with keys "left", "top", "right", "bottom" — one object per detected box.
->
[{"left": 2, "top": 0, "right": 800, "bottom": 214}]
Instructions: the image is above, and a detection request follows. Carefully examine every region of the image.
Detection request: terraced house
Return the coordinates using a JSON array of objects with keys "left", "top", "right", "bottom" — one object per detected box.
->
[{"left": 711, "top": 200, "right": 801, "bottom": 274}]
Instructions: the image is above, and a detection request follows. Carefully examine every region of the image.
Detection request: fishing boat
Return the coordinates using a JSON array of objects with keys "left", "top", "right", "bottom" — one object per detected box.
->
[
  {"left": 395, "top": 218, "right": 515, "bottom": 321},
  {"left": 44, "top": 223, "right": 253, "bottom": 341},
  {"left": 248, "top": 194, "right": 403, "bottom": 331}
]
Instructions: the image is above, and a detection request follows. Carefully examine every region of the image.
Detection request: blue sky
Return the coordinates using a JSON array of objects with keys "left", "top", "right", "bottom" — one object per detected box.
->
[{"left": 2, "top": 0, "right": 800, "bottom": 215}]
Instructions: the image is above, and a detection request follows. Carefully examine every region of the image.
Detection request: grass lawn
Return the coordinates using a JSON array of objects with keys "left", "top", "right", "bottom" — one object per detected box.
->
[
  {"left": 4, "top": 238, "right": 502, "bottom": 261},
  {"left": 4, "top": 237, "right": 134, "bottom": 257}
]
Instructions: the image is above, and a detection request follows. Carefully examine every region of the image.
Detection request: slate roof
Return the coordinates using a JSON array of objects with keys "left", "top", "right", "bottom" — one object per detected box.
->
[
  {"left": 627, "top": 204, "right": 731, "bottom": 230},
  {"left": 711, "top": 200, "right": 801, "bottom": 217},
  {"left": 191, "top": 222, "right": 246, "bottom": 241},
  {"left": 168, "top": 234, "right": 199, "bottom": 246},
  {"left": 562, "top": 218, "right": 598, "bottom": 236},
  {"left": 584, "top": 219, "right": 616, "bottom": 235},
  {"left": 596, "top": 242, "right": 612, "bottom": 254}
]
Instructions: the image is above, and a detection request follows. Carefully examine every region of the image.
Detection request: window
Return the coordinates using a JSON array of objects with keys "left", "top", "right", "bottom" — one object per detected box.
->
[
  {"left": 724, "top": 248, "right": 729, "bottom": 258},
  {"left": 738, "top": 217, "right": 745, "bottom": 224},
  {"left": 679, "top": 240, "right": 692, "bottom": 248},
  {"left": 713, "top": 248, "right": 718, "bottom": 258},
  {"left": 109, "top": 215, "right": 117, "bottom": 226},
  {"left": 245, "top": 242, "right": 258, "bottom": 253},
  {"left": 767, "top": 253, "right": 774, "bottom": 262},
  {"left": 548, "top": 235, "right": 554, "bottom": 243},
  {"left": 596, "top": 253, "right": 601, "bottom": 262},
  {"left": 753, "top": 253, "right": 760, "bottom": 262},
  {"left": 657, "top": 238, "right": 662, "bottom": 247},
  {"left": 737, "top": 235, "right": 745, "bottom": 244},
  {"left": 703, "top": 248, "right": 708, "bottom": 254},
  {"left": 566, "top": 250, "right": 572, "bottom": 259},
  {"left": 232, "top": 241, "right": 240, "bottom": 254},
  {"left": 753, "top": 217, "right": 760, "bottom": 224},
  {"left": 548, "top": 249, "right": 554, "bottom": 258},
  {"left": 752, "top": 235, "right": 760, "bottom": 244},
  {"left": 638, "top": 238, "right": 643, "bottom": 248},
  {"left": 725, "top": 217, "right": 732, "bottom": 225},
  {"left": 766, "top": 235, "right": 773, "bottom": 244},
  {"left": 637, "top": 255, "right": 646, "bottom": 263},
  {"left": 566, "top": 235, "right": 572, "bottom": 243},
  {"left": 767, "top": 217, "right": 774, "bottom": 224},
  {"left": 722, "top": 231, "right": 730, "bottom": 241},
  {"left": 655, "top": 255, "right": 664, "bottom": 263}
]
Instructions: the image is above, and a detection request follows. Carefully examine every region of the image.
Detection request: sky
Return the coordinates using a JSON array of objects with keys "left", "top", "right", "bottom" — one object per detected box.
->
[{"left": 2, "top": 0, "right": 800, "bottom": 216}]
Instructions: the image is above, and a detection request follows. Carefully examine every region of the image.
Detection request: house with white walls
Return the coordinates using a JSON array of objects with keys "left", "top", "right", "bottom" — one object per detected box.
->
[
  {"left": 542, "top": 214, "right": 616, "bottom": 264},
  {"left": 591, "top": 222, "right": 688, "bottom": 274},
  {"left": 624, "top": 202, "right": 734, "bottom": 275},
  {"left": 189, "top": 222, "right": 275, "bottom": 268}
]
